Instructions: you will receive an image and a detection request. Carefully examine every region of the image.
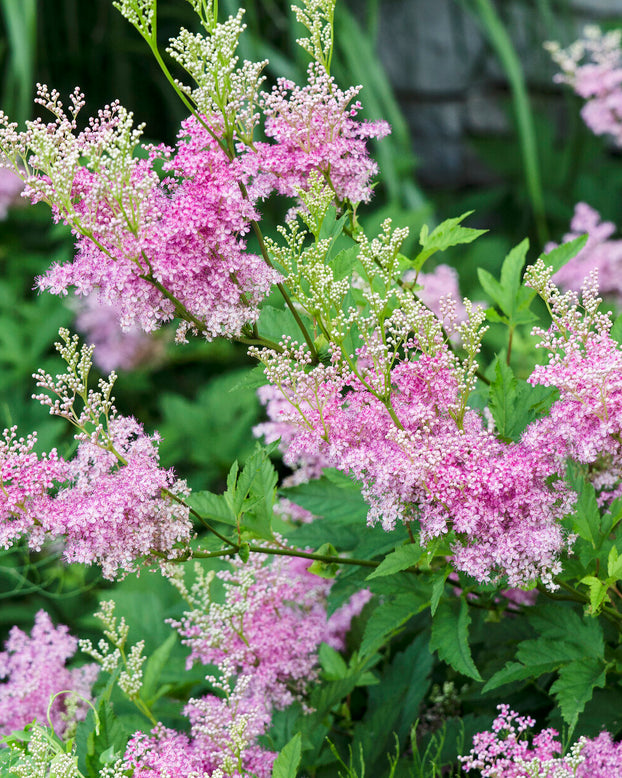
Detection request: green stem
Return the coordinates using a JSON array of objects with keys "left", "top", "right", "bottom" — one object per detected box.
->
[
  {"left": 163, "top": 489, "right": 239, "bottom": 549},
  {"left": 193, "top": 544, "right": 389, "bottom": 570},
  {"left": 466, "top": 0, "right": 548, "bottom": 245}
]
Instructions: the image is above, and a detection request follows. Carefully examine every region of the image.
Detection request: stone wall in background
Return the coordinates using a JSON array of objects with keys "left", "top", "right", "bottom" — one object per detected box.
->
[{"left": 370, "top": 0, "right": 622, "bottom": 187}]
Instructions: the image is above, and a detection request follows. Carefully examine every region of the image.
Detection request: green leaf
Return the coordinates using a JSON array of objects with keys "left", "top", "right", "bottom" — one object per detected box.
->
[
  {"left": 528, "top": 603, "right": 604, "bottom": 659},
  {"left": 319, "top": 643, "right": 348, "bottom": 680},
  {"left": 360, "top": 595, "right": 421, "bottom": 658},
  {"left": 414, "top": 212, "right": 487, "bottom": 269},
  {"left": 580, "top": 576, "right": 610, "bottom": 613},
  {"left": 478, "top": 267, "right": 508, "bottom": 312},
  {"left": 308, "top": 543, "right": 340, "bottom": 578},
  {"left": 430, "top": 598, "right": 482, "bottom": 681},
  {"left": 141, "top": 632, "right": 177, "bottom": 705},
  {"left": 499, "top": 239, "right": 529, "bottom": 312},
  {"left": 282, "top": 474, "right": 368, "bottom": 524},
  {"left": 366, "top": 543, "right": 424, "bottom": 579},
  {"left": 430, "top": 570, "right": 450, "bottom": 616},
  {"left": 541, "top": 234, "right": 588, "bottom": 275},
  {"left": 272, "top": 732, "right": 302, "bottom": 778},
  {"left": 572, "top": 479, "right": 600, "bottom": 548},
  {"left": 488, "top": 357, "right": 557, "bottom": 441},
  {"left": 551, "top": 658, "right": 607, "bottom": 732},
  {"left": 611, "top": 313, "right": 622, "bottom": 345},
  {"left": 258, "top": 305, "right": 314, "bottom": 345},
  {"left": 608, "top": 545, "right": 622, "bottom": 580},
  {"left": 483, "top": 661, "right": 560, "bottom": 692},
  {"left": 188, "top": 490, "right": 235, "bottom": 525}
]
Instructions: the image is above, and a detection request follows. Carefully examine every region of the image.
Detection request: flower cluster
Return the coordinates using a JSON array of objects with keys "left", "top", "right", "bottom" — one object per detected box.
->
[
  {"left": 547, "top": 26, "right": 622, "bottom": 146},
  {"left": 545, "top": 202, "right": 622, "bottom": 303},
  {"left": 170, "top": 553, "right": 363, "bottom": 709},
  {"left": 0, "top": 47, "right": 388, "bottom": 342},
  {"left": 115, "top": 553, "right": 367, "bottom": 777},
  {"left": 0, "top": 427, "right": 68, "bottom": 551},
  {"left": 0, "top": 610, "right": 98, "bottom": 739},
  {"left": 0, "top": 331, "right": 192, "bottom": 578},
  {"left": 525, "top": 263, "right": 622, "bottom": 502},
  {"left": 460, "top": 704, "right": 622, "bottom": 777},
  {"left": 247, "top": 63, "right": 390, "bottom": 206},
  {"left": 31, "top": 331, "right": 192, "bottom": 578},
  {"left": 255, "top": 326, "right": 572, "bottom": 587}
]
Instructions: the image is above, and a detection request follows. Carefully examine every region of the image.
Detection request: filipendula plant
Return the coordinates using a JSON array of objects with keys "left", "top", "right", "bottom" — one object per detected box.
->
[{"left": 2, "top": 1, "right": 622, "bottom": 776}]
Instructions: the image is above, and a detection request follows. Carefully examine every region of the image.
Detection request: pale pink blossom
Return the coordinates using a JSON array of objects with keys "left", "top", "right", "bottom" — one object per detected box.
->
[{"left": 0, "top": 610, "right": 98, "bottom": 738}]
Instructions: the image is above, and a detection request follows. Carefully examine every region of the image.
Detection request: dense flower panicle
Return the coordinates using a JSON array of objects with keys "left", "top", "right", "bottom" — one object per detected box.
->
[
  {"left": 0, "top": 610, "right": 98, "bottom": 738},
  {"left": 152, "top": 553, "right": 367, "bottom": 777},
  {"left": 254, "top": 383, "right": 330, "bottom": 486},
  {"left": 184, "top": 672, "right": 275, "bottom": 778},
  {"left": 546, "top": 202, "right": 622, "bottom": 302},
  {"left": 0, "top": 427, "right": 68, "bottom": 551},
  {"left": 36, "top": 110, "right": 279, "bottom": 341},
  {"left": 171, "top": 554, "right": 335, "bottom": 710},
  {"left": 548, "top": 26, "right": 622, "bottom": 146},
  {"left": 249, "top": 62, "right": 390, "bottom": 205},
  {"left": 121, "top": 726, "right": 211, "bottom": 778},
  {"left": 74, "top": 295, "right": 165, "bottom": 372},
  {"left": 30, "top": 333, "right": 193, "bottom": 577},
  {"left": 526, "top": 264, "right": 622, "bottom": 501},
  {"left": 460, "top": 704, "right": 622, "bottom": 777},
  {"left": 121, "top": 678, "right": 276, "bottom": 778},
  {"left": 44, "top": 416, "right": 192, "bottom": 579},
  {"left": 256, "top": 338, "right": 572, "bottom": 587}
]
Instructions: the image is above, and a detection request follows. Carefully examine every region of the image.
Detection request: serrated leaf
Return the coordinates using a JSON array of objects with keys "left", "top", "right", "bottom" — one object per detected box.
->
[
  {"left": 282, "top": 475, "right": 368, "bottom": 524},
  {"left": 580, "top": 576, "right": 610, "bottom": 613},
  {"left": 488, "top": 358, "right": 557, "bottom": 441},
  {"left": 142, "top": 632, "right": 177, "bottom": 705},
  {"left": 366, "top": 543, "right": 423, "bottom": 579},
  {"left": 541, "top": 234, "right": 588, "bottom": 275},
  {"left": 611, "top": 314, "right": 622, "bottom": 345},
  {"left": 516, "top": 637, "right": 590, "bottom": 666},
  {"left": 483, "top": 660, "right": 560, "bottom": 692},
  {"left": 572, "top": 479, "right": 600, "bottom": 547},
  {"left": 430, "top": 572, "right": 449, "bottom": 616},
  {"left": 499, "top": 239, "right": 529, "bottom": 313},
  {"left": 430, "top": 598, "right": 482, "bottom": 681},
  {"left": 528, "top": 603, "right": 604, "bottom": 659},
  {"left": 360, "top": 595, "right": 420, "bottom": 658},
  {"left": 608, "top": 545, "right": 622, "bottom": 580},
  {"left": 415, "top": 212, "right": 486, "bottom": 269},
  {"left": 478, "top": 267, "right": 509, "bottom": 312},
  {"left": 188, "top": 490, "right": 236, "bottom": 525},
  {"left": 319, "top": 643, "right": 348, "bottom": 680},
  {"left": 258, "top": 305, "right": 314, "bottom": 344},
  {"left": 551, "top": 658, "right": 606, "bottom": 732},
  {"left": 272, "top": 732, "right": 302, "bottom": 778},
  {"left": 308, "top": 543, "right": 339, "bottom": 578}
]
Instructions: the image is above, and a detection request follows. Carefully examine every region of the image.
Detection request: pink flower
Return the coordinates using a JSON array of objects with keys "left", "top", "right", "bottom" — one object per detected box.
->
[
  {"left": 43, "top": 416, "right": 192, "bottom": 579},
  {"left": 0, "top": 610, "right": 98, "bottom": 738},
  {"left": 249, "top": 62, "right": 390, "bottom": 205},
  {"left": 0, "top": 427, "right": 68, "bottom": 552},
  {"left": 547, "top": 203, "right": 622, "bottom": 303}
]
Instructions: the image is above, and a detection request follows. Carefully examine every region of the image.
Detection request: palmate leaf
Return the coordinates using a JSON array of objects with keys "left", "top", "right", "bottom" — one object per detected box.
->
[
  {"left": 430, "top": 598, "right": 482, "bottom": 681},
  {"left": 488, "top": 357, "right": 557, "bottom": 441},
  {"left": 551, "top": 658, "right": 607, "bottom": 733}
]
